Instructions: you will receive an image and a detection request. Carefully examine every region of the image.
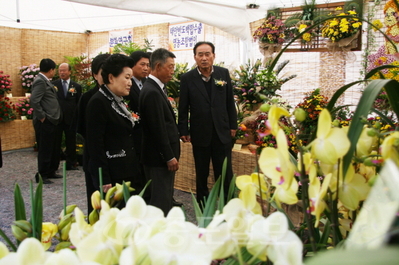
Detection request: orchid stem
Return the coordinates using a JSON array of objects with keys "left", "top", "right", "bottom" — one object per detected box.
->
[{"left": 63, "top": 161, "right": 67, "bottom": 217}]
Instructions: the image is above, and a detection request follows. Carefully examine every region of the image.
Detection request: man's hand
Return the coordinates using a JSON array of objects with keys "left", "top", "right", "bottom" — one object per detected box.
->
[
  {"left": 167, "top": 158, "right": 179, "bottom": 172},
  {"left": 230, "top": 129, "right": 236, "bottom": 138},
  {"left": 180, "top": 135, "right": 191, "bottom": 142},
  {"left": 102, "top": 184, "right": 112, "bottom": 193}
]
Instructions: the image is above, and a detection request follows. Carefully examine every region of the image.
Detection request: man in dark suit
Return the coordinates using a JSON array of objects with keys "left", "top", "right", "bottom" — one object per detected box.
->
[
  {"left": 178, "top": 41, "right": 237, "bottom": 205},
  {"left": 76, "top": 53, "right": 110, "bottom": 215},
  {"left": 124, "top": 51, "right": 150, "bottom": 202},
  {"left": 30, "top": 58, "right": 62, "bottom": 184},
  {"left": 53, "top": 63, "right": 82, "bottom": 170},
  {"left": 139, "top": 48, "right": 180, "bottom": 216}
]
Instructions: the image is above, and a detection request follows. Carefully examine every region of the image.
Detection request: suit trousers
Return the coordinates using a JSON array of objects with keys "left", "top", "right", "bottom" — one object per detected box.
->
[
  {"left": 59, "top": 121, "right": 77, "bottom": 167},
  {"left": 144, "top": 165, "right": 175, "bottom": 216},
  {"left": 192, "top": 133, "right": 233, "bottom": 205},
  {"left": 34, "top": 119, "right": 62, "bottom": 178}
]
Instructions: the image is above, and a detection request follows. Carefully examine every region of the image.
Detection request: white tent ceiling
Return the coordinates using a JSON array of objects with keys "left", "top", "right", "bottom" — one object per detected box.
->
[{"left": 1, "top": 0, "right": 346, "bottom": 40}]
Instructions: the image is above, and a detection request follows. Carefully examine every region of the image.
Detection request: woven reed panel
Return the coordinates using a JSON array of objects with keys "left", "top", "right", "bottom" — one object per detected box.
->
[
  {"left": 174, "top": 142, "right": 258, "bottom": 193},
  {"left": 133, "top": 23, "right": 169, "bottom": 49},
  {"left": 0, "top": 120, "right": 35, "bottom": 151},
  {"left": 0, "top": 27, "right": 86, "bottom": 97},
  {"left": 87, "top": 31, "right": 109, "bottom": 57},
  {"left": 0, "top": 27, "right": 23, "bottom": 97}
]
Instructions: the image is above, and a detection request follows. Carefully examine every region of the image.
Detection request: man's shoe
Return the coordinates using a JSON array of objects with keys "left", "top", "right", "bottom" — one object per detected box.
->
[
  {"left": 48, "top": 174, "right": 63, "bottom": 179},
  {"left": 42, "top": 178, "right": 54, "bottom": 184},
  {"left": 66, "top": 164, "right": 79, "bottom": 170},
  {"left": 172, "top": 198, "right": 183, "bottom": 207}
]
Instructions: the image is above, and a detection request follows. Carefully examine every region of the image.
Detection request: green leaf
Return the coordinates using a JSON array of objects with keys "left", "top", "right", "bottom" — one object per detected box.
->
[
  {"left": 138, "top": 179, "right": 152, "bottom": 198},
  {"left": 305, "top": 246, "right": 399, "bottom": 265},
  {"left": 0, "top": 228, "right": 17, "bottom": 251},
  {"left": 122, "top": 181, "right": 131, "bottom": 204},
  {"left": 342, "top": 79, "right": 396, "bottom": 176},
  {"left": 31, "top": 179, "right": 43, "bottom": 241},
  {"left": 14, "top": 183, "right": 26, "bottom": 221}
]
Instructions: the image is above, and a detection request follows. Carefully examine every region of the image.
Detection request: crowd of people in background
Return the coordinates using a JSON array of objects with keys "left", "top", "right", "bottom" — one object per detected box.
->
[{"left": 29, "top": 41, "right": 237, "bottom": 216}]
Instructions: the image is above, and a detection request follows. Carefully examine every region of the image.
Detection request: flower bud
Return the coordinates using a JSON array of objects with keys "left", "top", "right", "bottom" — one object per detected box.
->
[
  {"left": 367, "top": 129, "right": 377, "bottom": 137},
  {"left": 260, "top": 103, "right": 271, "bottom": 112},
  {"left": 89, "top": 209, "right": 99, "bottom": 225},
  {"left": 11, "top": 225, "right": 27, "bottom": 241},
  {"left": 91, "top": 190, "right": 101, "bottom": 210},
  {"left": 294, "top": 108, "right": 307, "bottom": 122}
]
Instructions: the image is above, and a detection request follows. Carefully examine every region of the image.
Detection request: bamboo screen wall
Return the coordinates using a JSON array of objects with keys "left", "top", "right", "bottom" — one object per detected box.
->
[
  {"left": 0, "top": 26, "right": 87, "bottom": 96},
  {"left": 0, "top": 0, "right": 388, "bottom": 109}
]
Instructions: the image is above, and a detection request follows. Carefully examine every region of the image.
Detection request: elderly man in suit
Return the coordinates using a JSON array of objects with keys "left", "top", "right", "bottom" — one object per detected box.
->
[
  {"left": 30, "top": 58, "right": 62, "bottom": 184},
  {"left": 178, "top": 41, "right": 237, "bottom": 205},
  {"left": 139, "top": 48, "right": 180, "bottom": 215},
  {"left": 53, "top": 63, "right": 82, "bottom": 170}
]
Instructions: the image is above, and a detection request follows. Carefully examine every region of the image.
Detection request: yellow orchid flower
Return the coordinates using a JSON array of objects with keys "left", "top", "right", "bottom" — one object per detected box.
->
[
  {"left": 147, "top": 221, "right": 213, "bottom": 265},
  {"left": 381, "top": 131, "right": 399, "bottom": 165},
  {"left": 247, "top": 212, "right": 302, "bottom": 264},
  {"left": 308, "top": 173, "right": 332, "bottom": 227},
  {"left": 69, "top": 207, "right": 93, "bottom": 246},
  {"left": 42, "top": 222, "right": 58, "bottom": 250},
  {"left": 0, "top": 242, "right": 9, "bottom": 260},
  {"left": 222, "top": 198, "right": 260, "bottom": 247},
  {"left": 44, "top": 248, "right": 83, "bottom": 265},
  {"left": 236, "top": 173, "right": 269, "bottom": 214},
  {"left": 339, "top": 165, "right": 370, "bottom": 211},
  {"left": 259, "top": 129, "right": 298, "bottom": 205},
  {"left": 76, "top": 229, "right": 123, "bottom": 265},
  {"left": 355, "top": 126, "right": 377, "bottom": 157},
  {"left": 310, "top": 109, "right": 350, "bottom": 165},
  {"left": 268, "top": 105, "right": 290, "bottom": 136},
  {"left": 0, "top": 238, "right": 47, "bottom": 265}
]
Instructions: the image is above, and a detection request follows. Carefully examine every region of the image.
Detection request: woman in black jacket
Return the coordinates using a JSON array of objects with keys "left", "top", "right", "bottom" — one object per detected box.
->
[{"left": 85, "top": 54, "right": 140, "bottom": 198}]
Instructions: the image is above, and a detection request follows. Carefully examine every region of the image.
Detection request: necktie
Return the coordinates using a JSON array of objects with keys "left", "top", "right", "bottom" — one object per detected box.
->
[
  {"left": 138, "top": 82, "right": 143, "bottom": 89},
  {"left": 62, "top": 80, "right": 68, "bottom": 97}
]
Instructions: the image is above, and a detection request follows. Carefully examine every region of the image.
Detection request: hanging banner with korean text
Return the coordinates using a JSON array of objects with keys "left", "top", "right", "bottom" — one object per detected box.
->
[
  {"left": 109, "top": 29, "right": 133, "bottom": 53},
  {"left": 169, "top": 21, "right": 204, "bottom": 51}
]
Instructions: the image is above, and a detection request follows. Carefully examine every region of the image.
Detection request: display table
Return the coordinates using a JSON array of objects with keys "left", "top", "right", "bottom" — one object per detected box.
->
[
  {"left": 174, "top": 142, "right": 258, "bottom": 193},
  {"left": 0, "top": 120, "right": 35, "bottom": 151}
]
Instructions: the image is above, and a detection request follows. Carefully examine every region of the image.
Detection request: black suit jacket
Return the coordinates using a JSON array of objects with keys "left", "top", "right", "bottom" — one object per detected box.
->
[
  {"left": 139, "top": 77, "right": 180, "bottom": 167},
  {"left": 124, "top": 78, "right": 146, "bottom": 153},
  {"left": 53, "top": 79, "right": 82, "bottom": 126},
  {"left": 178, "top": 66, "right": 237, "bottom": 146},
  {"left": 85, "top": 85, "right": 139, "bottom": 188}
]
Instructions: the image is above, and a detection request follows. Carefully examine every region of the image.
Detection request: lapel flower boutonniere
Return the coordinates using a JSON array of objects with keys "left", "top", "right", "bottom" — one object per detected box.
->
[
  {"left": 132, "top": 112, "right": 140, "bottom": 122},
  {"left": 214, "top": 78, "right": 227, "bottom": 87},
  {"left": 54, "top": 86, "right": 58, "bottom": 92},
  {"left": 68, "top": 86, "right": 76, "bottom": 96}
]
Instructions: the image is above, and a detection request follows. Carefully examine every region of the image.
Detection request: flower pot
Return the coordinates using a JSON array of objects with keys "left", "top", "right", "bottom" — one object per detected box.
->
[
  {"left": 326, "top": 31, "right": 359, "bottom": 52},
  {"left": 21, "top": 116, "right": 27, "bottom": 120}
]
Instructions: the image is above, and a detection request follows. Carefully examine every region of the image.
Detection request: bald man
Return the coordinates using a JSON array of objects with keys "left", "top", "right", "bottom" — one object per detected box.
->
[{"left": 52, "top": 63, "right": 82, "bottom": 170}]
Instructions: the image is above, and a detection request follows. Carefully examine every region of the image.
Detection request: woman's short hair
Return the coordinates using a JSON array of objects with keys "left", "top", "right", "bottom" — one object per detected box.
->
[{"left": 101, "top": 54, "right": 134, "bottom": 84}]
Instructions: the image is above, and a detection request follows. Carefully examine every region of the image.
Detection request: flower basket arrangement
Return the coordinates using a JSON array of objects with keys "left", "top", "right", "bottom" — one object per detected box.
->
[
  {"left": 15, "top": 96, "right": 34, "bottom": 119},
  {"left": 253, "top": 16, "right": 286, "bottom": 63},
  {"left": 296, "top": 20, "right": 316, "bottom": 49},
  {"left": 321, "top": 7, "right": 362, "bottom": 51},
  {"left": 18, "top": 64, "right": 40, "bottom": 93},
  {"left": 232, "top": 59, "right": 296, "bottom": 112},
  {"left": 0, "top": 70, "right": 12, "bottom": 97},
  {"left": 0, "top": 96, "right": 16, "bottom": 122}
]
